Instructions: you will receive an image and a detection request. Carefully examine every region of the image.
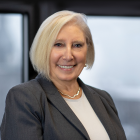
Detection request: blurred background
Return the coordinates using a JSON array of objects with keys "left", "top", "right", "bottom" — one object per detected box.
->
[{"left": 0, "top": 0, "right": 140, "bottom": 139}]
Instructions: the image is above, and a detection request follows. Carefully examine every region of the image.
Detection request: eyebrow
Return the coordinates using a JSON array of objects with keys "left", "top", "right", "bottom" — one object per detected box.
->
[
  {"left": 54, "top": 39, "right": 65, "bottom": 43},
  {"left": 73, "top": 41, "right": 85, "bottom": 44},
  {"left": 54, "top": 39, "right": 85, "bottom": 44}
]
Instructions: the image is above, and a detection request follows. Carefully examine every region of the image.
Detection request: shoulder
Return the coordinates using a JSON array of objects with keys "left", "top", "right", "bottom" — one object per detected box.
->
[
  {"left": 86, "top": 85, "right": 118, "bottom": 115},
  {"left": 8, "top": 79, "right": 45, "bottom": 99},
  {"left": 9, "top": 79, "right": 41, "bottom": 93},
  {"left": 1, "top": 79, "right": 46, "bottom": 139},
  {"left": 78, "top": 78, "right": 116, "bottom": 109},
  {"left": 5, "top": 79, "right": 47, "bottom": 122},
  {"left": 6, "top": 79, "right": 46, "bottom": 113},
  {"left": 87, "top": 85, "right": 112, "bottom": 102}
]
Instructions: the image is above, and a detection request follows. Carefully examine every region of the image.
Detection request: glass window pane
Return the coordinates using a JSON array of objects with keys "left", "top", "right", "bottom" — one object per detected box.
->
[
  {"left": 0, "top": 14, "right": 22, "bottom": 125},
  {"left": 79, "top": 16, "right": 140, "bottom": 140}
]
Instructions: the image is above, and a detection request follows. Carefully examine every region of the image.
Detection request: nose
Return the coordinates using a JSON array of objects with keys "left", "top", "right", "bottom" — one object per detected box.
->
[{"left": 62, "top": 46, "right": 74, "bottom": 61}]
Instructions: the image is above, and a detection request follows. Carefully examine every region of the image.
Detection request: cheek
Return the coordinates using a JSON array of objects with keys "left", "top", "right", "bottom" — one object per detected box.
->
[
  {"left": 76, "top": 53, "right": 87, "bottom": 64},
  {"left": 79, "top": 49, "right": 87, "bottom": 63},
  {"left": 50, "top": 49, "right": 61, "bottom": 64}
]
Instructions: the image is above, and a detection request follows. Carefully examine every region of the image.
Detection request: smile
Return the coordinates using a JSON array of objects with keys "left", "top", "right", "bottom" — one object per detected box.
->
[{"left": 58, "top": 65, "right": 74, "bottom": 69}]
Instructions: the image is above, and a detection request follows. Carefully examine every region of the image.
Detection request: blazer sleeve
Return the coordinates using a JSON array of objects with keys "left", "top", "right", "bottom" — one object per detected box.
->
[{"left": 1, "top": 84, "right": 43, "bottom": 140}]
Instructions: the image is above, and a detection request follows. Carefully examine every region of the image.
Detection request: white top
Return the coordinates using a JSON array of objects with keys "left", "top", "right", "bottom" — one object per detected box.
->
[{"left": 63, "top": 90, "right": 110, "bottom": 140}]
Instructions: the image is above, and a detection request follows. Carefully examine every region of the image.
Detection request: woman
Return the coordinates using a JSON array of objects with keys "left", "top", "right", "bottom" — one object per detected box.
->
[{"left": 1, "top": 10, "right": 126, "bottom": 140}]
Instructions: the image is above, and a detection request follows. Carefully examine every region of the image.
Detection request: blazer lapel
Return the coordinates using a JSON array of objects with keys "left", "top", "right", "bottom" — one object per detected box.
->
[
  {"left": 78, "top": 78, "right": 117, "bottom": 140},
  {"left": 36, "top": 75, "right": 90, "bottom": 140}
]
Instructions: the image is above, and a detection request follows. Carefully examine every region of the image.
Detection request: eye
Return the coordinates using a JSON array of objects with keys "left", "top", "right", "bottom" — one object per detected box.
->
[
  {"left": 73, "top": 44, "right": 82, "bottom": 48},
  {"left": 54, "top": 43, "right": 62, "bottom": 47}
]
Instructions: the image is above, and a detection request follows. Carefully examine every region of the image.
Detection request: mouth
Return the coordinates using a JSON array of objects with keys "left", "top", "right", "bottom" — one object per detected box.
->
[{"left": 57, "top": 65, "right": 75, "bottom": 69}]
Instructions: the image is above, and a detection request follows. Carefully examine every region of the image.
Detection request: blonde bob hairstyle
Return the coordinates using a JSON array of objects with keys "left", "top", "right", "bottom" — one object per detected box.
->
[{"left": 30, "top": 10, "right": 95, "bottom": 80}]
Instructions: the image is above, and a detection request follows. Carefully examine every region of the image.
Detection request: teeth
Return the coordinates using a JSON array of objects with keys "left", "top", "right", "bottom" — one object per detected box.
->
[{"left": 58, "top": 65, "right": 74, "bottom": 69}]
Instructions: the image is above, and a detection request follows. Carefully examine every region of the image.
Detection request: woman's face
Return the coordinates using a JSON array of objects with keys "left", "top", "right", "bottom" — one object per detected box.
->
[{"left": 50, "top": 23, "right": 87, "bottom": 83}]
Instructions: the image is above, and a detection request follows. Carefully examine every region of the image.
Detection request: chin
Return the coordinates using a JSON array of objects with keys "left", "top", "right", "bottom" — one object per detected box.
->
[{"left": 58, "top": 75, "right": 77, "bottom": 82}]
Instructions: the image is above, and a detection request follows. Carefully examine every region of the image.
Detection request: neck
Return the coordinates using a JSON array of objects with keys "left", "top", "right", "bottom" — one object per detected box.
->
[{"left": 51, "top": 78, "right": 81, "bottom": 99}]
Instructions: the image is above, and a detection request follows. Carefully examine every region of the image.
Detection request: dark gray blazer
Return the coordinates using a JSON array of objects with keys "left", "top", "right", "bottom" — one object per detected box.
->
[{"left": 1, "top": 75, "right": 126, "bottom": 140}]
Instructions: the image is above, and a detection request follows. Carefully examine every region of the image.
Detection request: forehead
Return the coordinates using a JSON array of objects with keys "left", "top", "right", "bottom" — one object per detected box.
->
[{"left": 56, "top": 23, "right": 85, "bottom": 41}]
